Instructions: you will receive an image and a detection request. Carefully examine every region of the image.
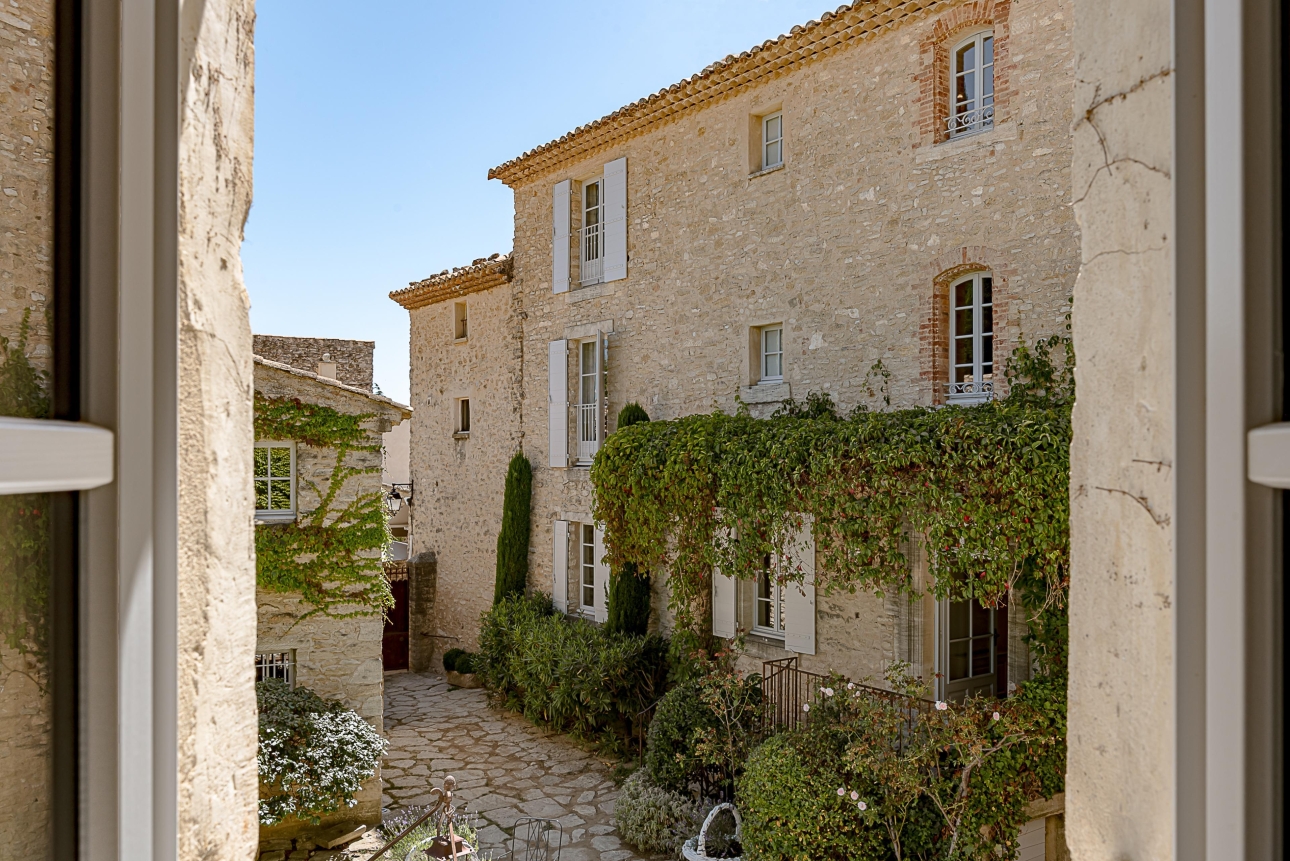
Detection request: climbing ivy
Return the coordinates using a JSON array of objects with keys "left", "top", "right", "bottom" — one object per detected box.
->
[
  {"left": 0, "top": 310, "right": 51, "bottom": 667},
  {"left": 254, "top": 393, "right": 393, "bottom": 617},
  {"left": 590, "top": 338, "right": 1074, "bottom": 634}
]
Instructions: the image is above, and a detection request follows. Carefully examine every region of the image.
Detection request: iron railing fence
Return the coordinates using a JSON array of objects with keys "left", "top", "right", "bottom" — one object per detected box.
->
[
  {"left": 576, "top": 402, "right": 599, "bottom": 462},
  {"left": 761, "top": 656, "right": 938, "bottom": 754},
  {"left": 579, "top": 223, "right": 603, "bottom": 285}
]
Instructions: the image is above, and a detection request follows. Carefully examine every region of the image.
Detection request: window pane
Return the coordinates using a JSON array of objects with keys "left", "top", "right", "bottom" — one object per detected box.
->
[
  {"left": 955, "top": 308, "right": 974, "bottom": 337},
  {"left": 957, "top": 42, "right": 975, "bottom": 74},
  {"left": 970, "top": 599, "right": 992, "bottom": 636},
  {"left": 983, "top": 335, "right": 994, "bottom": 367},
  {"left": 971, "top": 635, "right": 993, "bottom": 677},
  {"left": 949, "top": 600, "right": 970, "bottom": 639},
  {"left": 269, "top": 447, "right": 291, "bottom": 477},
  {"left": 765, "top": 328, "right": 781, "bottom": 353},
  {"left": 584, "top": 182, "right": 599, "bottom": 211},
  {"left": 766, "top": 140, "right": 781, "bottom": 166},
  {"left": 981, "top": 277, "right": 992, "bottom": 306},
  {"left": 983, "top": 35, "right": 994, "bottom": 65},
  {"left": 270, "top": 480, "right": 292, "bottom": 510},
  {"left": 954, "top": 280, "right": 974, "bottom": 308},
  {"left": 955, "top": 336, "right": 974, "bottom": 368},
  {"left": 765, "top": 352, "right": 782, "bottom": 379},
  {"left": 254, "top": 447, "right": 268, "bottom": 476},
  {"left": 766, "top": 114, "right": 781, "bottom": 141},
  {"left": 255, "top": 479, "right": 270, "bottom": 510},
  {"left": 949, "top": 640, "right": 970, "bottom": 681}
]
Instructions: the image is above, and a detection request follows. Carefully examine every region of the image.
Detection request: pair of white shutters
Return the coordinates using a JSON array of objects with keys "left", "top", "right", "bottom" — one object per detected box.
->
[
  {"left": 547, "top": 333, "right": 606, "bottom": 469},
  {"left": 552, "top": 157, "right": 628, "bottom": 293},
  {"left": 551, "top": 519, "right": 608, "bottom": 622},
  {"left": 712, "top": 520, "right": 816, "bottom": 655}
]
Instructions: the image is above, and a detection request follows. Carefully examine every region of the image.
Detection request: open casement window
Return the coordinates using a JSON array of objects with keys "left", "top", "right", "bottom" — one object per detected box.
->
[
  {"left": 936, "top": 595, "right": 1004, "bottom": 701},
  {"left": 576, "top": 335, "right": 607, "bottom": 464},
  {"left": 580, "top": 178, "right": 604, "bottom": 286},
  {"left": 762, "top": 112, "right": 783, "bottom": 169},
  {"left": 553, "top": 158, "right": 627, "bottom": 294},
  {"left": 947, "top": 272, "right": 994, "bottom": 404},
  {"left": 577, "top": 523, "right": 609, "bottom": 622},
  {"left": 949, "top": 31, "right": 995, "bottom": 138},
  {"left": 254, "top": 442, "right": 296, "bottom": 521},
  {"left": 712, "top": 519, "right": 815, "bottom": 654}
]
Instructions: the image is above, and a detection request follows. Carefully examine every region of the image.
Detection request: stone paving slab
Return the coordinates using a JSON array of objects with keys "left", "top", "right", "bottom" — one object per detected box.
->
[{"left": 381, "top": 671, "right": 653, "bottom": 861}]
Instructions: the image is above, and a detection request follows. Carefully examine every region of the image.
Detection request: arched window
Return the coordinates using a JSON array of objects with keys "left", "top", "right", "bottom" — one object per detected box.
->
[
  {"left": 949, "top": 31, "right": 995, "bottom": 138},
  {"left": 948, "top": 271, "right": 993, "bottom": 403}
]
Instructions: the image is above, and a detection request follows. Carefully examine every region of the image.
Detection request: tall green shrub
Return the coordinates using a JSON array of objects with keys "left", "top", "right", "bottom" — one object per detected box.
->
[
  {"left": 605, "top": 560, "right": 651, "bottom": 637},
  {"left": 617, "top": 402, "right": 650, "bottom": 428},
  {"left": 494, "top": 451, "right": 532, "bottom": 603}
]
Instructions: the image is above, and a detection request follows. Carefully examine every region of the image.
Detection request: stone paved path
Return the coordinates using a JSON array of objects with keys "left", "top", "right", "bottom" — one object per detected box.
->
[{"left": 381, "top": 672, "right": 651, "bottom": 861}]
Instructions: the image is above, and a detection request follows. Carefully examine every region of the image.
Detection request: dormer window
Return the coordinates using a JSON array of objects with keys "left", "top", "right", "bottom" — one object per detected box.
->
[{"left": 949, "top": 32, "right": 995, "bottom": 138}]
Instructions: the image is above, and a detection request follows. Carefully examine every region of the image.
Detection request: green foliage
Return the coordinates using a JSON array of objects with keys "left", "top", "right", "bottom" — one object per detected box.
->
[
  {"left": 478, "top": 594, "right": 669, "bottom": 748},
  {"left": 591, "top": 340, "right": 1073, "bottom": 634},
  {"left": 256, "top": 680, "right": 387, "bottom": 826},
  {"left": 645, "top": 679, "right": 716, "bottom": 794},
  {"left": 618, "top": 402, "right": 651, "bottom": 428},
  {"left": 453, "top": 652, "right": 478, "bottom": 674},
  {"left": 254, "top": 394, "right": 392, "bottom": 617},
  {"left": 614, "top": 769, "right": 712, "bottom": 856},
  {"left": 0, "top": 310, "right": 51, "bottom": 668},
  {"left": 442, "top": 648, "right": 466, "bottom": 673},
  {"left": 605, "top": 560, "right": 651, "bottom": 637},
  {"left": 494, "top": 451, "right": 533, "bottom": 604}
]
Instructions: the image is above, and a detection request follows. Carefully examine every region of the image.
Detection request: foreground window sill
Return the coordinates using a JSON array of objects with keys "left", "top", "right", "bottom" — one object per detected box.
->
[
  {"left": 255, "top": 512, "right": 296, "bottom": 525},
  {"left": 748, "top": 163, "right": 785, "bottom": 180}
]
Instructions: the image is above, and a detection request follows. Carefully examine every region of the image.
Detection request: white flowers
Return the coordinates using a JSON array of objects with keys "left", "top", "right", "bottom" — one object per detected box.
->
[
  {"left": 820, "top": 687, "right": 835, "bottom": 698},
  {"left": 846, "top": 682, "right": 855, "bottom": 690},
  {"left": 857, "top": 800, "right": 868, "bottom": 811},
  {"left": 803, "top": 703, "right": 810, "bottom": 713},
  {"left": 992, "top": 711, "right": 1001, "bottom": 721},
  {"left": 850, "top": 790, "right": 859, "bottom": 801},
  {"left": 837, "top": 787, "right": 846, "bottom": 797},
  {"left": 935, "top": 701, "right": 948, "bottom": 711}
]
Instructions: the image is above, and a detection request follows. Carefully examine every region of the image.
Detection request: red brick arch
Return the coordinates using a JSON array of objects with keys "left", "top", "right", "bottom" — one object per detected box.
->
[
  {"left": 919, "top": 247, "right": 1018, "bottom": 404},
  {"left": 914, "top": 0, "right": 1014, "bottom": 147}
]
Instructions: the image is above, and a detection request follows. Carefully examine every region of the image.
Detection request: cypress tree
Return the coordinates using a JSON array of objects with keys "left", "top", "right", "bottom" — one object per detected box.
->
[
  {"left": 605, "top": 561, "right": 651, "bottom": 637},
  {"left": 493, "top": 451, "right": 532, "bottom": 604}
]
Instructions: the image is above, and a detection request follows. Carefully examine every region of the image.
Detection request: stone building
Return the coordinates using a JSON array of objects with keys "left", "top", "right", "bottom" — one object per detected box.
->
[
  {"left": 252, "top": 344, "right": 411, "bottom": 839},
  {"left": 396, "top": 0, "right": 1075, "bottom": 699}
]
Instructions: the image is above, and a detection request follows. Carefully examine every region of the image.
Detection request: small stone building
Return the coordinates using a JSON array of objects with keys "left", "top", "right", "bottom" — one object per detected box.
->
[
  {"left": 252, "top": 339, "right": 410, "bottom": 839},
  {"left": 394, "top": 0, "right": 1073, "bottom": 699}
]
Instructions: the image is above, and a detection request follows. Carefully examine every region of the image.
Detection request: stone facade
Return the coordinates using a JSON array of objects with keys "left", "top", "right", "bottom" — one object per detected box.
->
[
  {"left": 253, "top": 334, "right": 375, "bottom": 390},
  {"left": 399, "top": 0, "right": 1074, "bottom": 687},
  {"left": 253, "top": 357, "right": 410, "bottom": 838}
]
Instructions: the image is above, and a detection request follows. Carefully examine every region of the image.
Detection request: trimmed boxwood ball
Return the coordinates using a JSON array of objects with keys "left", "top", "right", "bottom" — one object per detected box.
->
[
  {"left": 493, "top": 451, "right": 532, "bottom": 604},
  {"left": 617, "top": 402, "right": 650, "bottom": 428},
  {"left": 442, "top": 648, "right": 466, "bottom": 673},
  {"left": 645, "top": 679, "right": 716, "bottom": 794}
]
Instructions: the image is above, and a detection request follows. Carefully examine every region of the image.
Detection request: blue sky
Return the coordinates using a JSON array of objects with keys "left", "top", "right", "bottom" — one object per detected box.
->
[{"left": 244, "top": 0, "right": 830, "bottom": 404}]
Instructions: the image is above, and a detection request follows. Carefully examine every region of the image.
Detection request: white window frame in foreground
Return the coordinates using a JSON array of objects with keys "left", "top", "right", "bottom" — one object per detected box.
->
[
  {"left": 948, "top": 31, "right": 995, "bottom": 138},
  {"left": 580, "top": 178, "right": 604, "bottom": 286},
  {"left": 255, "top": 651, "right": 296, "bottom": 688},
  {"left": 760, "top": 325, "right": 784, "bottom": 384},
  {"left": 947, "top": 272, "right": 994, "bottom": 404},
  {"left": 762, "top": 111, "right": 783, "bottom": 170},
  {"left": 254, "top": 441, "right": 296, "bottom": 521},
  {"left": 753, "top": 553, "right": 786, "bottom": 639}
]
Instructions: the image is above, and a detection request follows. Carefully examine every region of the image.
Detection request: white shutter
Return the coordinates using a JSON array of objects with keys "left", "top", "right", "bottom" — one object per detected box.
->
[
  {"left": 548, "top": 340, "right": 568, "bottom": 468},
  {"left": 783, "top": 518, "right": 816, "bottom": 655},
  {"left": 712, "top": 524, "right": 737, "bottom": 639},
  {"left": 599, "top": 331, "right": 608, "bottom": 445},
  {"left": 552, "top": 520, "right": 569, "bottom": 614},
  {"left": 602, "top": 157, "right": 627, "bottom": 282},
  {"left": 593, "top": 525, "right": 609, "bottom": 624},
  {"left": 552, "top": 179, "right": 571, "bottom": 293}
]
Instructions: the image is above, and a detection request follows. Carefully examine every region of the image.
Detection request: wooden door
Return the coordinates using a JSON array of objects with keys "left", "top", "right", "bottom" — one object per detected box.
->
[{"left": 383, "top": 579, "right": 409, "bottom": 671}]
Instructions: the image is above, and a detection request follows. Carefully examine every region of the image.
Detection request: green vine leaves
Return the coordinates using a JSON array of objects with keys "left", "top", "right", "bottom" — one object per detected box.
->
[
  {"left": 254, "top": 394, "right": 393, "bottom": 618},
  {"left": 591, "top": 339, "right": 1073, "bottom": 629}
]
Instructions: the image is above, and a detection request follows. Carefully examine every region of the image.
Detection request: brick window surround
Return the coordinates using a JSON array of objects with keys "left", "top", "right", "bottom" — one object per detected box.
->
[
  {"left": 920, "top": 247, "right": 1018, "bottom": 404},
  {"left": 914, "top": 0, "right": 1013, "bottom": 147}
]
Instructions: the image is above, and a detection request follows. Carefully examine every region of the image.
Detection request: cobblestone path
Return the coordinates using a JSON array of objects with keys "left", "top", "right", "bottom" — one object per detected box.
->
[{"left": 380, "top": 672, "right": 651, "bottom": 861}]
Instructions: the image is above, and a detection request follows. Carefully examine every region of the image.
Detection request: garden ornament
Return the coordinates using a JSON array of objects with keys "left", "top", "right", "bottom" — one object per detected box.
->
[
  {"left": 682, "top": 803, "right": 743, "bottom": 861},
  {"left": 420, "top": 775, "right": 475, "bottom": 860},
  {"left": 506, "top": 816, "right": 563, "bottom": 861}
]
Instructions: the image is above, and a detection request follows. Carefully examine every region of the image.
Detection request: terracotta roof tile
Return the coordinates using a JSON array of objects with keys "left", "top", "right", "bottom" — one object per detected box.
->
[{"left": 388, "top": 253, "right": 512, "bottom": 311}]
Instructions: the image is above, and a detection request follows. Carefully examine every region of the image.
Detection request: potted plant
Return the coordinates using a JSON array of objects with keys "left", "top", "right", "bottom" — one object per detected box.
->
[
  {"left": 442, "top": 649, "right": 482, "bottom": 689},
  {"left": 682, "top": 803, "right": 743, "bottom": 861}
]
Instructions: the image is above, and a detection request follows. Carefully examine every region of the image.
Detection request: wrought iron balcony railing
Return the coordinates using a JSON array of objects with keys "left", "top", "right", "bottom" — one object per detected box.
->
[
  {"left": 945, "top": 378, "right": 995, "bottom": 404},
  {"left": 947, "top": 103, "right": 995, "bottom": 138},
  {"left": 579, "top": 223, "right": 603, "bottom": 286},
  {"left": 577, "top": 402, "right": 600, "bottom": 462}
]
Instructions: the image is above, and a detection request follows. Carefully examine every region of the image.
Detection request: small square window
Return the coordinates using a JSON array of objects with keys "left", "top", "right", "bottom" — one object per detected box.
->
[
  {"left": 759, "top": 326, "right": 784, "bottom": 383},
  {"left": 454, "top": 301, "right": 468, "bottom": 340},
  {"left": 254, "top": 442, "right": 295, "bottom": 519},
  {"left": 762, "top": 112, "right": 783, "bottom": 170},
  {"left": 255, "top": 651, "right": 296, "bottom": 688},
  {"left": 455, "top": 398, "right": 471, "bottom": 435}
]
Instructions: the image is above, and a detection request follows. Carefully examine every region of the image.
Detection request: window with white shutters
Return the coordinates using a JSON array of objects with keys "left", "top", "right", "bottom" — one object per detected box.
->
[
  {"left": 548, "top": 340, "right": 569, "bottom": 468},
  {"left": 552, "top": 520, "right": 569, "bottom": 614},
  {"left": 577, "top": 337, "right": 602, "bottom": 464},
  {"left": 602, "top": 157, "right": 628, "bottom": 283},
  {"left": 552, "top": 180, "right": 572, "bottom": 294},
  {"left": 580, "top": 179, "right": 604, "bottom": 286}
]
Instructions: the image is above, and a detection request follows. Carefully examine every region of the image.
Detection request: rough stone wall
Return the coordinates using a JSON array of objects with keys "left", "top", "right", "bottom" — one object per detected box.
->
[
  {"left": 0, "top": 0, "right": 54, "bottom": 853},
  {"left": 254, "top": 365, "right": 407, "bottom": 834},
  {"left": 1065, "top": 0, "right": 1175, "bottom": 855},
  {"left": 177, "top": 0, "right": 260, "bottom": 857},
  {"left": 406, "top": 283, "right": 523, "bottom": 653},
  {"left": 507, "top": 0, "right": 1076, "bottom": 682},
  {"left": 253, "top": 334, "right": 375, "bottom": 390}
]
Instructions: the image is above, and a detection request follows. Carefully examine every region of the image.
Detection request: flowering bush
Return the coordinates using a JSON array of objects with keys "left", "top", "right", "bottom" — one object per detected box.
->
[
  {"left": 257, "top": 680, "right": 387, "bottom": 825},
  {"left": 614, "top": 769, "right": 712, "bottom": 855}
]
